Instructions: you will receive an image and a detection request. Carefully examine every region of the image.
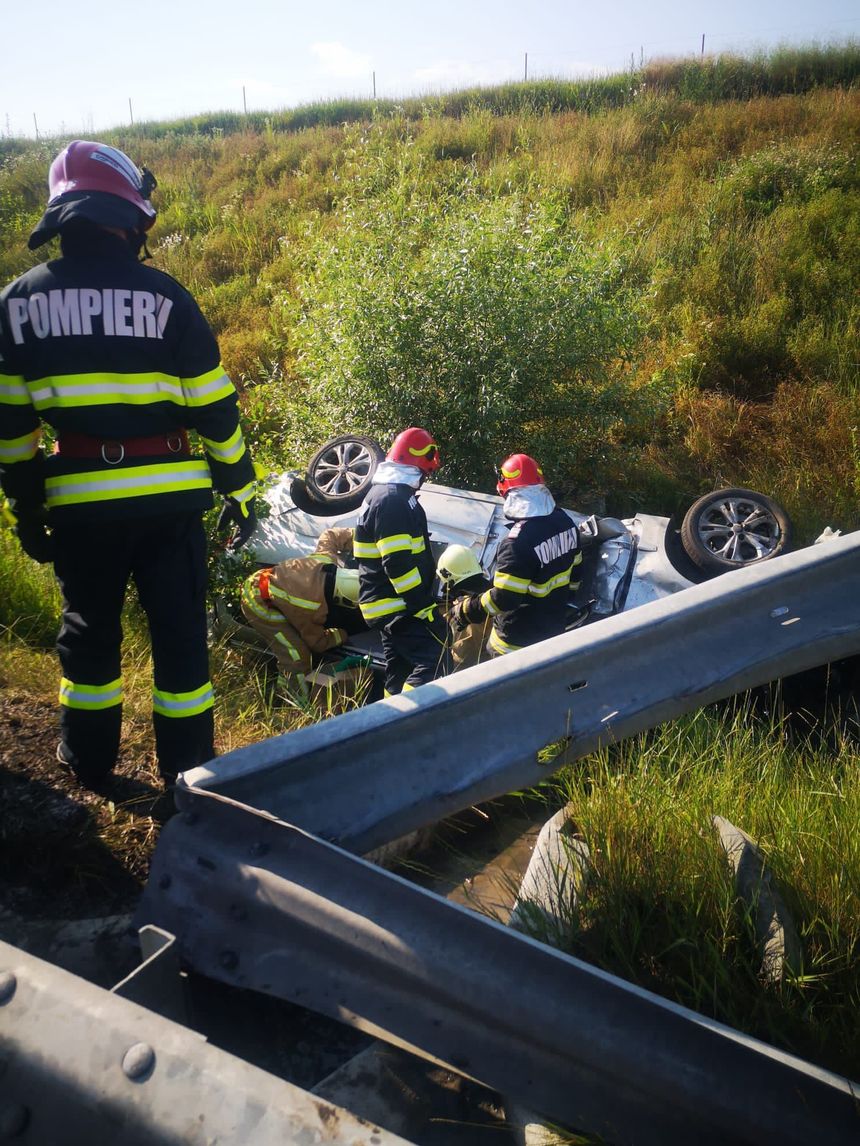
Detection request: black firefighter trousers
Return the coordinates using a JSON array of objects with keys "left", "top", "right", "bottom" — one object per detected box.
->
[
  {"left": 52, "top": 512, "right": 214, "bottom": 787},
  {"left": 379, "top": 613, "right": 451, "bottom": 694}
]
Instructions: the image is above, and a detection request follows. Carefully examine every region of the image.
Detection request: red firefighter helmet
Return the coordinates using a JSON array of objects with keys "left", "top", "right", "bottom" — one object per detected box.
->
[
  {"left": 496, "top": 453, "right": 544, "bottom": 496},
  {"left": 387, "top": 428, "right": 440, "bottom": 473},
  {"left": 48, "top": 141, "right": 156, "bottom": 221},
  {"left": 29, "top": 141, "right": 157, "bottom": 249}
]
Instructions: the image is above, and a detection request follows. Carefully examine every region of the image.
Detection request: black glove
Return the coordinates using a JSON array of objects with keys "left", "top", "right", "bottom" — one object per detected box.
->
[
  {"left": 217, "top": 496, "right": 257, "bottom": 553},
  {"left": 451, "top": 594, "right": 484, "bottom": 632},
  {"left": 416, "top": 602, "right": 449, "bottom": 645},
  {"left": 449, "top": 597, "right": 471, "bottom": 633},
  {"left": 15, "top": 515, "right": 54, "bottom": 564}
]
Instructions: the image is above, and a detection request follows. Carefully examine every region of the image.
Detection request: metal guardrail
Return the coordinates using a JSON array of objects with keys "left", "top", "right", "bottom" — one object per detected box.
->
[
  {"left": 136, "top": 793, "right": 860, "bottom": 1146},
  {"left": 0, "top": 937, "right": 413, "bottom": 1146},
  {"left": 12, "top": 535, "right": 858, "bottom": 1144},
  {"left": 177, "top": 531, "right": 860, "bottom": 853}
]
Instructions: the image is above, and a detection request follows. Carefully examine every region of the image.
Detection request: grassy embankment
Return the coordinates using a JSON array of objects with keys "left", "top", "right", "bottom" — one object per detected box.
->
[{"left": 1, "top": 45, "right": 858, "bottom": 1074}]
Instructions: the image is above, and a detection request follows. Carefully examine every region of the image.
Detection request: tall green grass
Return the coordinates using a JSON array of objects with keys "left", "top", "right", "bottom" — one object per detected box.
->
[
  {"left": 0, "top": 527, "right": 61, "bottom": 647},
  {"left": 549, "top": 707, "right": 860, "bottom": 1075}
]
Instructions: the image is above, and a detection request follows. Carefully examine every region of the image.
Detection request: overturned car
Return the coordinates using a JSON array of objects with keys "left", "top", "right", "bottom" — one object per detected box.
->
[{"left": 217, "top": 434, "right": 797, "bottom": 675}]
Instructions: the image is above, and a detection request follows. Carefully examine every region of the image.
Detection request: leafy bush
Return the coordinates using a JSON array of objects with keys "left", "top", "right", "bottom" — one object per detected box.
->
[{"left": 286, "top": 121, "right": 660, "bottom": 493}]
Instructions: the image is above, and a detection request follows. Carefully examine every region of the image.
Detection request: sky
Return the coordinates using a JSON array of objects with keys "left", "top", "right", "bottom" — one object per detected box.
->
[{"left": 2, "top": 0, "right": 857, "bottom": 139}]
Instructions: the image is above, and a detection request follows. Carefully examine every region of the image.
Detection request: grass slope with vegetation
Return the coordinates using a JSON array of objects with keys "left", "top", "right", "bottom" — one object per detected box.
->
[{"left": 1, "top": 45, "right": 858, "bottom": 1077}]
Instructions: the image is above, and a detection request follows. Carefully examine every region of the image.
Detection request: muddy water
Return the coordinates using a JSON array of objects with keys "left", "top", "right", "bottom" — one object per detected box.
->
[{"left": 402, "top": 796, "right": 555, "bottom": 924}]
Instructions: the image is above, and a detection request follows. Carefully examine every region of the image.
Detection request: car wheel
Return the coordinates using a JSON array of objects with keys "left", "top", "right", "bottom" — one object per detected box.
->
[
  {"left": 680, "top": 487, "right": 793, "bottom": 573},
  {"left": 305, "top": 435, "right": 385, "bottom": 510}
]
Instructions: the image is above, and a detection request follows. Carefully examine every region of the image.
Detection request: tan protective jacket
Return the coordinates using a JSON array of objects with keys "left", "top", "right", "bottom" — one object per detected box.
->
[
  {"left": 241, "top": 528, "right": 354, "bottom": 674},
  {"left": 449, "top": 617, "right": 492, "bottom": 670},
  {"left": 442, "top": 581, "right": 492, "bottom": 670}
]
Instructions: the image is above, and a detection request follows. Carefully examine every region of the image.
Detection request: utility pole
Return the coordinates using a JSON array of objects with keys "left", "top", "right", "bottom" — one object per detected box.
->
[
  {"left": 372, "top": 71, "right": 376, "bottom": 99},
  {"left": 701, "top": 34, "right": 705, "bottom": 57},
  {"left": 524, "top": 52, "right": 528, "bottom": 81},
  {"left": 129, "top": 98, "right": 134, "bottom": 126},
  {"left": 243, "top": 86, "right": 247, "bottom": 115},
  {"left": 33, "top": 113, "right": 39, "bottom": 139}
]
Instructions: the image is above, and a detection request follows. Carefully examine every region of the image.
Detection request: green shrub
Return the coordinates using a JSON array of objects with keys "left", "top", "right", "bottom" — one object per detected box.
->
[{"left": 285, "top": 121, "right": 661, "bottom": 494}]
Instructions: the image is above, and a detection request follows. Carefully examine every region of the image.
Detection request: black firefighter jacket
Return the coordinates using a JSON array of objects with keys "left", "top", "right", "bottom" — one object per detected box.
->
[
  {"left": 354, "top": 482, "right": 437, "bottom": 625},
  {"left": 479, "top": 506, "right": 582, "bottom": 653},
  {"left": 0, "top": 229, "right": 254, "bottom": 522}
]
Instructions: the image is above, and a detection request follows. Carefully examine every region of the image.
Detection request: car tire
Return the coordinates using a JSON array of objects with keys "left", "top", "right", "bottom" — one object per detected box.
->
[
  {"left": 680, "top": 487, "right": 793, "bottom": 573},
  {"left": 305, "top": 435, "right": 385, "bottom": 510}
]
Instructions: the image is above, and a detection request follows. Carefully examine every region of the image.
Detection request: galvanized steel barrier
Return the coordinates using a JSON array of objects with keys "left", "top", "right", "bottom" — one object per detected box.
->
[
  {"left": 132, "top": 532, "right": 860, "bottom": 1143},
  {"left": 0, "top": 938, "right": 411, "bottom": 1146},
  {"left": 137, "top": 792, "right": 860, "bottom": 1145}
]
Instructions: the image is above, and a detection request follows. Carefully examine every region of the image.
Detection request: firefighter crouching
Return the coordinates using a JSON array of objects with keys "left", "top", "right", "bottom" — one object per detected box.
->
[
  {"left": 0, "top": 141, "right": 256, "bottom": 790},
  {"left": 436, "top": 544, "right": 491, "bottom": 670},
  {"left": 451, "top": 453, "right": 582, "bottom": 656},
  {"left": 240, "top": 527, "right": 367, "bottom": 681},
  {"left": 355, "top": 427, "right": 451, "bottom": 694}
]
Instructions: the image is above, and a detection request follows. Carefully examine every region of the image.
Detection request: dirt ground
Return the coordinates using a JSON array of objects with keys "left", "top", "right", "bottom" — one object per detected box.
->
[{"left": 0, "top": 688, "right": 162, "bottom": 923}]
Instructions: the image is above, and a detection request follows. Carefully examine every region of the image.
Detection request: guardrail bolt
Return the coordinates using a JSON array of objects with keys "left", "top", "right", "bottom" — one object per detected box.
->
[
  {"left": 122, "top": 1042, "right": 155, "bottom": 1081},
  {"left": 219, "top": 950, "right": 239, "bottom": 971},
  {"left": 0, "top": 972, "right": 16, "bottom": 1005},
  {"left": 0, "top": 1102, "right": 30, "bottom": 1136},
  {"left": 249, "top": 842, "right": 269, "bottom": 858}
]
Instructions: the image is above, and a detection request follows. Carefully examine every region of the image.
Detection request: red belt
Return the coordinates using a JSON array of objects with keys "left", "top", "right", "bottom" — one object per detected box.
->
[{"left": 55, "top": 429, "right": 190, "bottom": 464}]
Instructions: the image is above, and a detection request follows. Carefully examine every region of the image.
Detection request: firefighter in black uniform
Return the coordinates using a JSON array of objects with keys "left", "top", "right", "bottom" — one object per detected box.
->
[
  {"left": 451, "top": 453, "right": 582, "bottom": 656},
  {"left": 0, "top": 141, "right": 256, "bottom": 789},
  {"left": 354, "top": 427, "right": 450, "bottom": 694}
]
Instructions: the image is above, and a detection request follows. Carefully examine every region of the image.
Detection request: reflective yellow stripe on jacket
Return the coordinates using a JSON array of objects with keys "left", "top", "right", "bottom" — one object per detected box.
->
[
  {"left": 480, "top": 588, "right": 501, "bottom": 616},
  {"left": 492, "top": 551, "right": 582, "bottom": 598},
  {"left": 0, "top": 428, "right": 41, "bottom": 464},
  {"left": 241, "top": 579, "right": 283, "bottom": 623},
  {"left": 268, "top": 582, "right": 321, "bottom": 611},
  {"left": 360, "top": 596, "right": 406, "bottom": 621},
  {"left": 488, "top": 630, "right": 522, "bottom": 656},
  {"left": 181, "top": 366, "right": 235, "bottom": 407},
  {"left": 45, "top": 461, "right": 212, "bottom": 507},
  {"left": 200, "top": 425, "right": 247, "bottom": 465},
  {"left": 274, "top": 632, "right": 302, "bottom": 661},
  {"left": 390, "top": 566, "right": 422, "bottom": 594},
  {"left": 24, "top": 364, "right": 235, "bottom": 412},
  {"left": 0, "top": 376, "right": 32, "bottom": 405},
  {"left": 227, "top": 479, "right": 255, "bottom": 508},
  {"left": 355, "top": 533, "right": 426, "bottom": 559}
]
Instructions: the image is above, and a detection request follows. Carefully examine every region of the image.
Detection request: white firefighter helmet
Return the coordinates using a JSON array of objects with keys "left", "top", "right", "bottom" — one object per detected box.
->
[
  {"left": 437, "top": 544, "right": 483, "bottom": 588},
  {"left": 333, "top": 567, "right": 360, "bottom": 606}
]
